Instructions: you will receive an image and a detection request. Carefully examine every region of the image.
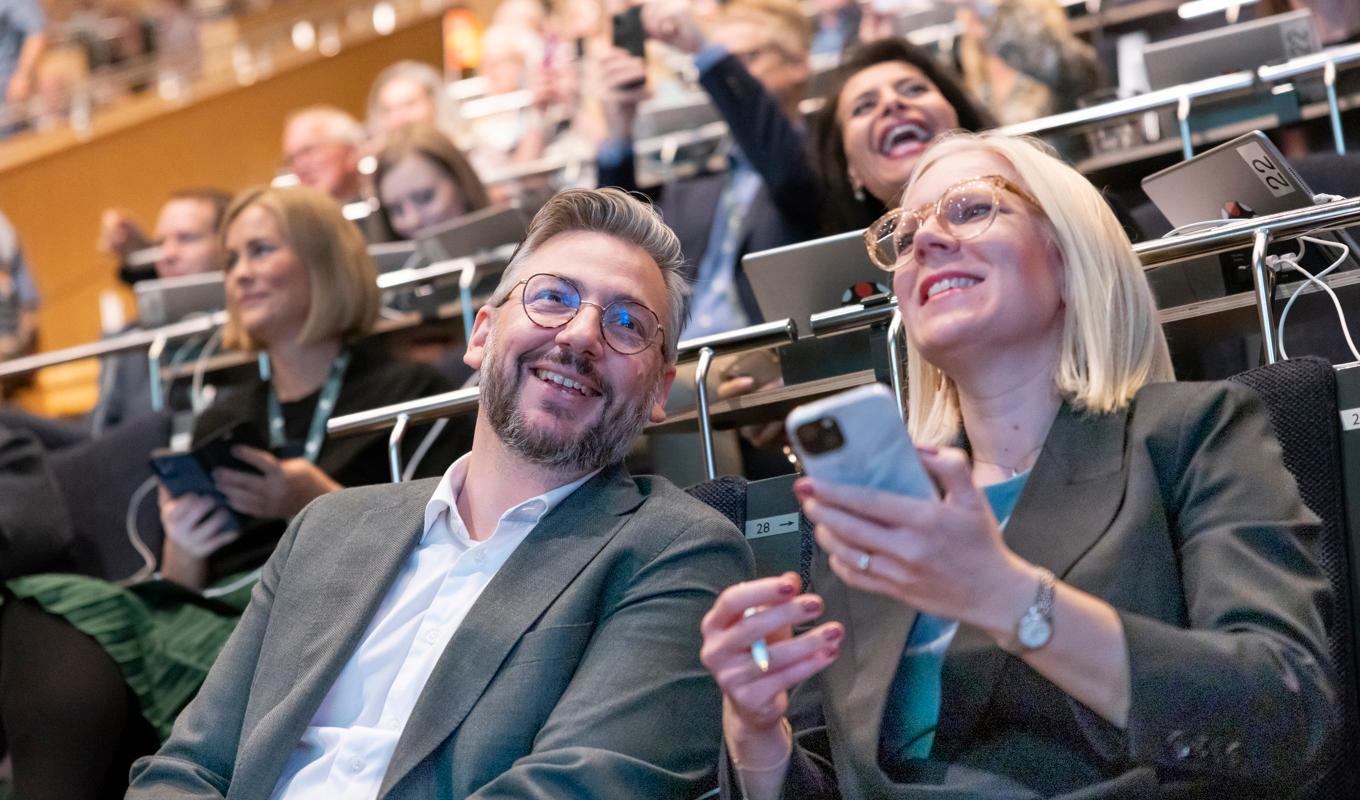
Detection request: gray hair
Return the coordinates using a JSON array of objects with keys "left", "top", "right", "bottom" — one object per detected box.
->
[
  {"left": 283, "top": 105, "right": 366, "bottom": 147},
  {"left": 489, "top": 188, "right": 690, "bottom": 361}
]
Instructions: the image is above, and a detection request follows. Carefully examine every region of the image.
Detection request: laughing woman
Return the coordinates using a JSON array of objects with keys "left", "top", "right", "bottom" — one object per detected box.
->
[{"left": 700, "top": 133, "right": 1335, "bottom": 799}]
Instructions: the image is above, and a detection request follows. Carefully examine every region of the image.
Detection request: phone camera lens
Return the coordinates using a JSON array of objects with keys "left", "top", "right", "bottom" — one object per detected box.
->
[{"left": 797, "top": 416, "right": 845, "bottom": 455}]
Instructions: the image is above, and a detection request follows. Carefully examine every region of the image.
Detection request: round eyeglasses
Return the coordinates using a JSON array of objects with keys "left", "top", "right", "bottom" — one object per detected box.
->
[
  {"left": 863, "top": 175, "right": 1043, "bottom": 272},
  {"left": 508, "top": 272, "right": 664, "bottom": 355}
]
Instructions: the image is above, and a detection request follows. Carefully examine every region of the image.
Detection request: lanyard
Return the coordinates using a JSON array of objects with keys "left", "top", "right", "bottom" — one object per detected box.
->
[{"left": 258, "top": 349, "right": 351, "bottom": 464}]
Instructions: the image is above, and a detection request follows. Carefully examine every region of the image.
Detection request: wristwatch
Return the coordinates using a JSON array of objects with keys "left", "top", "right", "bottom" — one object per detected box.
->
[{"left": 1013, "top": 567, "right": 1056, "bottom": 651}]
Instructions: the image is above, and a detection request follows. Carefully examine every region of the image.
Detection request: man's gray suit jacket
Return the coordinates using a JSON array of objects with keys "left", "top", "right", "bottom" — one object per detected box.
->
[{"left": 126, "top": 463, "right": 754, "bottom": 799}]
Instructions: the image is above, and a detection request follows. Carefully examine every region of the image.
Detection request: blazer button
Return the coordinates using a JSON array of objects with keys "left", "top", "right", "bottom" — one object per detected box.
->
[
  {"left": 1224, "top": 741, "right": 1245, "bottom": 768},
  {"left": 1166, "top": 731, "right": 1191, "bottom": 761}
]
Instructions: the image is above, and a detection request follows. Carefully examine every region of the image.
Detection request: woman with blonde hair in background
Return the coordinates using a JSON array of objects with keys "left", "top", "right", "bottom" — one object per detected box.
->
[{"left": 0, "top": 185, "right": 464, "bottom": 799}]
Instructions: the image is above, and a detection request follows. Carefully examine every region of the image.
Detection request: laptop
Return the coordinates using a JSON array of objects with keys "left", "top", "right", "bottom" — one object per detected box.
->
[
  {"left": 135, "top": 272, "right": 226, "bottom": 328},
  {"left": 1140, "top": 129, "right": 1355, "bottom": 300},
  {"left": 634, "top": 93, "right": 723, "bottom": 141},
  {"left": 1141, "top": 130, "right": 1315, "bottom": 229},
  {"left": 743, "top": 229, "right": 891, "bottom": 337},
  {"left": 1142, "top": 10, "right": 1319, "bottom": 92},
  {"left": 416, "top": 205, "right": 528, "bottom": 264},
  {"left": 368, "top": 240, "right": 422, "bottom": 274}
]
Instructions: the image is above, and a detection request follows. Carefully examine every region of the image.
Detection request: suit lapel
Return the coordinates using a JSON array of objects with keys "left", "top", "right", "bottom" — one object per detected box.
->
[
  {"left": 934, "top": 402, "right": 1131, "bottom": 754},
  {"left": 813, "top": 548, "right": 918, "bottom": 775},
  {"left": 378, "top": 465, "right": 644, "bottom": 796},
  {"left": 238, "top": 480, "right": 433, "bottom": 798}
]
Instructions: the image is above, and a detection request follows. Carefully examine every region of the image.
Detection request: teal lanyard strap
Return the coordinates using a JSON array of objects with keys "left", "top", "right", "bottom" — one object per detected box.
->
[{"left": 261, "top": 349, "right": 351, "bottom": 464}]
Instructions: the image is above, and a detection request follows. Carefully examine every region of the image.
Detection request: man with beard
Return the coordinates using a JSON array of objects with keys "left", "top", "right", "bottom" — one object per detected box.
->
[{"left": 126, "top": 188, "right": 754, "bottom": 799}]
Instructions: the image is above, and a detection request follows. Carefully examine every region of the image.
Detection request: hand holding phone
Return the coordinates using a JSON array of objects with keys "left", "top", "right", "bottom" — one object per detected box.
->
[
  {"left": 611, "top": 6, "right": 647, "bottom": 86},
  {"left": 785, "top": 383, "right": 936, "bottom": 500},
  {"left": 788, "top": 385, "right": 1031, "bottom": 627}
]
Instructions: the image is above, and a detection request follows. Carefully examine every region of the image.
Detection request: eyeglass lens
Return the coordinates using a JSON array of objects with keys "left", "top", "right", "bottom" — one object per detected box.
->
[
  {"left": 521, "top": 273, "right": 660, "bottom": 354},
  {"left": 873, "top": 181, "right": 1000, "bottom": 267}
]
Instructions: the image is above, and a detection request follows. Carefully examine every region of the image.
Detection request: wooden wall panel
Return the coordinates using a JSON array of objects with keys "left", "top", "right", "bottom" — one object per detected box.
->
[{"left": 0, "top": 14, "right": 445, "bottom": 362}]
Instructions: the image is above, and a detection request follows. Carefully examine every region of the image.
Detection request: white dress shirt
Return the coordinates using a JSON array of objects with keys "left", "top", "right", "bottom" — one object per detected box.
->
[{"left": 271, "top": 454, "right": 599, "bottom": 799}]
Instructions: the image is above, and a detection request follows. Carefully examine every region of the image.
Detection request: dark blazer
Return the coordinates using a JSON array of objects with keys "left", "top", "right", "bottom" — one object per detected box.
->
[
  {"left": 732, "top": 381, "right": 1335, "bottom": 799},
  {"left": 597, "top": 53, "right": 820, "bottom": 324},
  {"left": 127, "top": 464, "right": 754, "bottom": 799}
]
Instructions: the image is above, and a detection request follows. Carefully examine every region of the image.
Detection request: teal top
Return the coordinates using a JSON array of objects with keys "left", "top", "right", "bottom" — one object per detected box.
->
[{"left": 880, "top": 470, "right": 1031, "bottom": 763}]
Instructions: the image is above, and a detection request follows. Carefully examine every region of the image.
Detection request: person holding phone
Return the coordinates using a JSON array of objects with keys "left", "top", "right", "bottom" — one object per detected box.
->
[
  {"left": 700, "top": 133, "right": 1335, "bottom": 798},
  {"left": 0, "top": 186, "right": 465, "bottom": 799}
]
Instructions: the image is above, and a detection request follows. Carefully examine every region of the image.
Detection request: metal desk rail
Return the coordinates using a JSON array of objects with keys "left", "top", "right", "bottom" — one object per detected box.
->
[
  {"left": 996, "top": 42, "right": 1360, "bottom": 158},
  {"left": 811, "top": 198, "right": 1360, "bottom": 375},
  {"left": 679, "top": 319, "right": 799, "bottom": 480},
  {"left": 0, "top": 253, "right": 505, "bottom": 389},
  {"left": 0, "top": 310, "right": 227, "bottom": 382},
  {"left": 324, "top": 318, "right": 798, "bottom": 482}
]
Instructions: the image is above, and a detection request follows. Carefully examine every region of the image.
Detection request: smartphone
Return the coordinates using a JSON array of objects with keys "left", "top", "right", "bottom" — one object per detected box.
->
[
  {"left": 785, "top": 384, "right": 937, "bottom": 500},
  {"left": 149, "top": 420, "right": 267, "bottom": 499},
  {"left": 611, "top": 6, "right": 647, "bottom": 89}
]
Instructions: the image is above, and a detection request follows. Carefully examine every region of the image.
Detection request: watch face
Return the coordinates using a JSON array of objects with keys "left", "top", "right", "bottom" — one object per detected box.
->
[{"left": 1017, "top": 611, "right": 1052, "bottom": 650}]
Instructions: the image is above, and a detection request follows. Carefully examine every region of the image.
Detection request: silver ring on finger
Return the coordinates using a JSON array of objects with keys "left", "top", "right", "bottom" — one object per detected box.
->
[{"left": 856, "top": 550, "right": 873, "bottom": 573}]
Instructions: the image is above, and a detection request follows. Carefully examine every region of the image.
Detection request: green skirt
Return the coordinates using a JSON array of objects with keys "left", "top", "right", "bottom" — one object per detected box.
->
[{"left": 2, "top": 571, "right": 256, "bottom": 740}]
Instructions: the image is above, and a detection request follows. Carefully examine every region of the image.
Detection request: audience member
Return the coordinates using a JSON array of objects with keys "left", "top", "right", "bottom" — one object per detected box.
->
[
  {"left": 279, "top": 105, "right": 395, "bottom": 243},
  {"left": 597, "top": 0, "right": 818, "bottom": 339},
  {"left": 713, "top": 39, "right": 993, "bottom": 456},
  {"left": 465, "top": 25, "right": 551, "bottom": 178},
  {"left": 954, "top": 0, "right": 1102, "bottom": 125},
  {"left": 281, "top": 105, "right": 367, "bottom": 203},
  {"left": 703, "top": 133, "right": 1335, "bottom": 798},
  {"left": 0, "top": 185, "right": 465, "bottom": 798},
  {"left": 808, "top": 38, "right": 995, "bottom": 234},
  {"left": 373, "top": 123, "right": 491, "bottom": 384},
  {"left": 373, "top": 123, "right": 490, "bottom": 241},
  {"left": 88, "top": 188, "right": 231, "bottom": 436},
  {"left": 365, "top": 60, "right": 458, "bottom": 145},
  {"left": 0, "top": 209, "right": 37, "bottom": 366},
  {"left": 0, "top": 0, "right": 46, "bottom": 131},
  {"left": 14, "top": 188, "right": 231, "bottom": 449},
  {"left": 810, "top": 0, "right": 860, "bottom": 58},
  {"left": 151, "top": 0, "right": 201, "bottom": 84},
  {"left": 124, "top": 188, "right": 752, "bottom": 798}
]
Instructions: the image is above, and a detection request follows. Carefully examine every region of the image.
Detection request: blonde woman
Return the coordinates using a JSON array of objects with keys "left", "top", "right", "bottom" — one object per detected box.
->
[
  {"left": 0, "top": 186, "right": 464, "bottom": 799},
  {"left": 701, "top": 133, "right": 1334, "bottom": 798}
]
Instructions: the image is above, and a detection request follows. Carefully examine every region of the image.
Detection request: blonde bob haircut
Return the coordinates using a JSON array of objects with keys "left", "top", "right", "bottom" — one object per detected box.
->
[
  {"left": 902, "top": 132, "right": 1174, "bottom": 446},
  {"left": 220, "top": 186, "right": 380, "bottom": 352}
]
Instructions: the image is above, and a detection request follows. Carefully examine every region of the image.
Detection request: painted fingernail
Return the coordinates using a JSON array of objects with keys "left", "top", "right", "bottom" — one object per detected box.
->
[
  {"left": 823, "top": 626, "right": 842, "bottom": 641},
  {"left": 777, "top": 581, "right": 796, "bottom": 596},
  {"left": 823, "top": 647, "right": 839, "bottom": 659},
  {"left": 801, "top": 598, "right": 821, "bottom": 613},
  {"left": 793, "top": 478, "right": 812, "bottom": 500}
]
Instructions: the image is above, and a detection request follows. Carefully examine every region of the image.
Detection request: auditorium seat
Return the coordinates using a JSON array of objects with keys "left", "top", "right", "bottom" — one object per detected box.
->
[{"left": 1229, "top": 356, "right": 1357, "bottom": 798}]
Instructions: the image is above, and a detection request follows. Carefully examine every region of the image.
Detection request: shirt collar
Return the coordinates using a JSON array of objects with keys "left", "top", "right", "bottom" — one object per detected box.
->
[{"left": 422, "top": 453, "right": 602, "bottom": 544}]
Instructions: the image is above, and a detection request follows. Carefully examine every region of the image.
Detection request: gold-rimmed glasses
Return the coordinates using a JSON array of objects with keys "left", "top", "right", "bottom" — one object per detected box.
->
[{"left": 863, "top": 175, "right": 1043, "bottom": 272}]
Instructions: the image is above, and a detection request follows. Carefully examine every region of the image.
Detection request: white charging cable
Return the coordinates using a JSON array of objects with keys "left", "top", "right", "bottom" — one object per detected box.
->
[
  {"left": 117, "top": 475, "right": 161, "bottom": 585},
  {"left": 1268, "top": 236, "right": 1360, "bottom": 363},
  {"left": 190, "top": 324, "right": 225, "bottom": 415}
]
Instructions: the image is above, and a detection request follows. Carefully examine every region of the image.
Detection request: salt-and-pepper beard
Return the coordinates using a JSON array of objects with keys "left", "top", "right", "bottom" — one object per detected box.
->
[{"left": 480, "top": 331, "right": 664, "bottom": 473}]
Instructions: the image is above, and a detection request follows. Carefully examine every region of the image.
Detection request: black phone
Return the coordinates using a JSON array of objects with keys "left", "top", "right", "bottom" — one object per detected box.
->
[
  {"left": 149, "top": 420, "right": 267, "bottom": 499},
  {"left": 612, "top": 6, "right": 647, "bottom": 86}
]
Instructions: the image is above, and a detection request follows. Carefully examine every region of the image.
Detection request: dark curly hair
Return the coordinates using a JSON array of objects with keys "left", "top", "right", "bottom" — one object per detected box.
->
[{"left": 808, "top": 38, "right": 995, "bottom": 233}]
